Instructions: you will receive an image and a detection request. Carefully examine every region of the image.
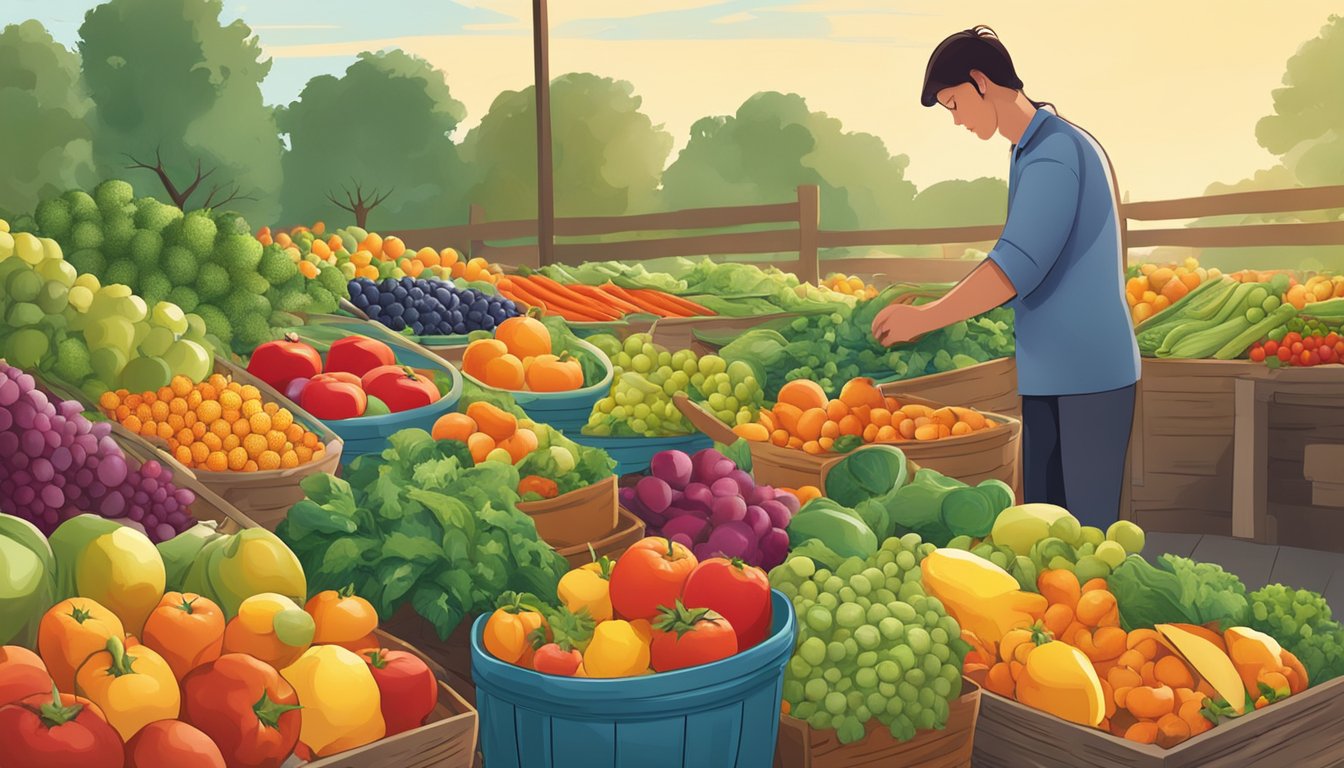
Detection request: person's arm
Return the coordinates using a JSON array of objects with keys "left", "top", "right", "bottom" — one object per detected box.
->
[{"left": 872, "top": 156, "right": 1081, "bottom": 345}]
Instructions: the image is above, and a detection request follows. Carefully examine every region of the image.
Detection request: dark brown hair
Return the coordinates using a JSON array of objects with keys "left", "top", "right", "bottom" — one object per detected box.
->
[{"left": 921, "top": 26, "right": 1050, "bottom": 110}]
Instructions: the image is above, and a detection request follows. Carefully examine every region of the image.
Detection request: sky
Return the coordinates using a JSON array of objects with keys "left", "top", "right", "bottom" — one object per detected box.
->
[{"left": 5, "top": 0, "right": 1339, "bottom": 205}]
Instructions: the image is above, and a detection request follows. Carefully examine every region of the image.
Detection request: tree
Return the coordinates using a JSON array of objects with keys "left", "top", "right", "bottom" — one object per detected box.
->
[
  {"left": 279, "top": 50, "right": 466, "bottom": 230},
  {"left": 907, "top": 178, "right": 1007, "bottom": 227},
  {"left": 1255, "top": 15, "right": 1343, "bottom": 189},
  {"left": 0, "top": 21, "right": 96, "bottom": 216},
  {"left": 78, "top": 0, "right": 282, "bottom": 221},
  {"left": 660, "top": 92, "right": 917, "bottom": 230},
  {"left": 459, "top": 72, "right": 672, "bottom": 220},
  {"left": 326, "top": 181, "right": 393, "bottom": 229}
]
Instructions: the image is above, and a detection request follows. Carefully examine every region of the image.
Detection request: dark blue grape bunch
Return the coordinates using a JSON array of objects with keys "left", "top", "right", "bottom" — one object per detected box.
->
[{"left": 347, "top": 277, "right": 520, "bottom": 336}]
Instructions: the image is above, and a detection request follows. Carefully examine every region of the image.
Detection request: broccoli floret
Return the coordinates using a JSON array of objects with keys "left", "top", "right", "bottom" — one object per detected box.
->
[
  {"left": 66, "top": 248, "right": 106, "bottom": 278},
  {"left": 315, "top": 263, "right": 347, "bottom": 295},
  {"left": 166, "top": 285, "right": 200, "bottom": 313},
  {"left": 70, "top": 220, "right": 103, "bottom": 251},
  {"left": 240, "top": 272, "right": 270, "bottom": 295},
  {"left": 35, "top": 198, "right": 73, "bottom": 240},
  {"left": 179, "top": 211, "right": 218, "bottom": 258},
  {"left": 268, "top": 311, "right": 303, "bottom": 329},
  {"left": 51, "top": 337, "right": 93, "bottom": 384},
  {"left": 280, "top": 273, "right": 306, "bottom": 295},
  {"left": 133, "top": 199, "right": 183, "bottom": 233},
  {"left": 258, "top": 246, "right": 299, "bottom": 286},
  {"left": 162, "top": 245, "right": 198, "bottom": 284},
  {"left": 102, "top": 216, "right": 136, "bottom": 258},
  {"left": 214, "top": 234, "right": 263, "bottom": 275},
  {"left": 213, "top": 211, "right": 251, "bottom": 237},
  {"left": 194, "top": 263, "right": 230, "bottom": 300},
  {"left": 104, "top": 259, "right": 139, "bottom": 289},
  {"left": 193, "top": 303, "right": 232, "bottom": 343},
  {"left": 94, "top": 179, "right": 135, "bottom": 215},
  {"left": 273, "top": 290, "right": 313, "bottom": 314},
  {"left": 233, "top": 313, "right": 275, "bottom": 347},
  {"left": 129, "top": 229, "right": 164, "bottom": 270},
  {"left": 62, "top": 190, "right": 100, "bottom": 222},
  {"left": 223, "top": 290, "right": 271, "bottom": 320},
  {"left": 305, "top": 284, "right": 337, "bottom": 313},
  {"left": 139, "top": 270, "right": 172, "bottom": 305}
]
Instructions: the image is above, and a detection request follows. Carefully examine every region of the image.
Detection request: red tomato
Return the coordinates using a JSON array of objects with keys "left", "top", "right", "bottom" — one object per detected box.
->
[
  {"left": 360, "top": 365, "right": 441, "bottom": 413},
  {"left": 681, "top": 558, "right": 773, "bottom": 649},
  {"left": 1264, "top": 340, "right": 1279, "bottom": 355},
  {"left": 1286, "top": 332, "right": 1302, "bottom": 345},
  {"left": 359, "top": 648, "right": 438, "bottom": 737},
  {"left": 609, "top": 537, "right": 698, "bottom": 621},
  {"left": 180, "top": 654, "right": 301, "bottom": 768},
  {"left": 125, "top": 720, "right": 225, "bottom": 768},
  {"left": 1321, "top": 346, "right": 1337, "bottom": 364},
  {"left": 247, "top": 334, "right": 323, "bottom": 392},
  {"left": 1327, "top": 333, "right": 1341, "bottom": 347},
  {"left": 649, "top": 602, "right": 738, "bottom": 672},
  {"left": 532, "top": 644, "right": 583, "bottom": 676},
  {"left": 1277, "top": 346, "right": 1293, "bottom": 362},
  {"left": 0, "top": 645, "right": 50, "bottom": 707},
  {"left": 0, "top": 688, "right": 124, "bottom": 768},
  {"left": 301, "top": 373, "right": 367, "bottom": 420},
  {"left": 1249, "top": 347, "right": 1266, "bottom": 362},
  {"left": 325, "top": 337, "right": 396, "bottom": 377},
  {"left": 1292, "top": 342, "right": 1305, "bottom": 354}
]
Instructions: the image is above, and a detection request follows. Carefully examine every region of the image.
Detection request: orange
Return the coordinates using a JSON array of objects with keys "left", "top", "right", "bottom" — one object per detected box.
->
[
  {"left": 174, "top": 445, "right": 193, "bottom": 465},
  {"left": 218, "top": 390, "right": 242, "bottom": 411},
  {"left": 483, "top": 354, "right": 526, "bottom": 390},
  {"left": 249, "top": 412, "right": 272, "bottom": 434},
  {"left": 795, "top": 408, "right": 827, "bottom": 441},
  {"left": 99, "top": 391, "right": 120, "bottom": 411},
  {"left": 383, "top": 236, "right": 406, "bottom": 260},
  {"left": 241, "top": 400, "right": 263, "bottom": 418},
  {"left": 280, "top": 451, "right": 299, "bottom": 469},
  {"left": 467, "top": 433, "right": 496, "bottom": 463},
  {"left": 223, "top": 434, "right": 241, "bottom": 452},
  {"left": 243, "top": 434, "right": 268, "bottom": 457},
  {"left": 190, "top": 442, "right": 210, "bottom": 465},
  {"left": 272, "top": 409, "right": 294, "bottom": 432},
  {"left": 239, "top": 385, "right": 261, "bottom": 402},
  {"left": 205, "top": 452, "right": 228, "bottom": 471},
  {"left": 432, "top": 413, "right": 478, "bottom": 442},
  {"left": 266, "top": 431, "right": 287, "bottom": 452},
  {"left": 778, "top": 380, "right": 828, "bottom": 412},
  {"left": 462, "top": 339, "right": 509, "bottom": 381},
  {"left": 231, "top": 419, "right": 251, "bottom": 438}
]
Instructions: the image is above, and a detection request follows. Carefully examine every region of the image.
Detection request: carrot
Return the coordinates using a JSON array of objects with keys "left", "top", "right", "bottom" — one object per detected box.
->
[
  {"left": 641, "top": 289, "right": 711, "bottom": 316},
  {"left": 511, "top": 276, "right": 615, "bottom": 321},
  {"left": 523, "top": 273, "right": 620, "bottom": 319},
  {"left": 629, "top": 288, "right": 698, "bottom": 318},
  {"left": 601, "top": 283, "right": 678, "bottom": 317},
  {"left": 570, "top": 284, "right": 641, "bottom": 315}
]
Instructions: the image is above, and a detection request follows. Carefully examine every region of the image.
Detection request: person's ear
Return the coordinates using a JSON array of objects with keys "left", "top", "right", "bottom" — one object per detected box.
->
[{"left": 968, "top": 69, "right": 989, "bottom": 98}]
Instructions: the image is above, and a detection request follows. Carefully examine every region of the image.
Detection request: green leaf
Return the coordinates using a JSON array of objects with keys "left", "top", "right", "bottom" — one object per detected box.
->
[
  {"left": 717, "top": 440, "right": 753, "bottom": 473},
  {"left": 284, "top": 499, "right": 358, "bottom": 537},
  {"left": 382, "top": 532, "right": 447, "bottom": 564},
  {"left": 412, "top": 586, "right": 465, "bottom": 640},
  {"left": 376, "top": 559, "right": 426, "bottom": 615}
]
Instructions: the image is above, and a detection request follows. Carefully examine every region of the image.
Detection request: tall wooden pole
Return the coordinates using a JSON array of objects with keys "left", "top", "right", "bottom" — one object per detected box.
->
[{"left": 533, "top": 0, "right": 555, "bottom": 266}]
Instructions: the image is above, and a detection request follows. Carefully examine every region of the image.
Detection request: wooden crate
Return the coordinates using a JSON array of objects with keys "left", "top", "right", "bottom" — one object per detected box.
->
[
  {"left": 971, "top": 679, "right": 1344, "bottom": 768},
  {"left": 774, "top": 679, "right": 980, "bottom": 768},
  {"left": 878, "top": 357, "right": 1021, "bottom": 423},
  {"left": 112, "top": 429, "right": 480, "bottom": 768}
]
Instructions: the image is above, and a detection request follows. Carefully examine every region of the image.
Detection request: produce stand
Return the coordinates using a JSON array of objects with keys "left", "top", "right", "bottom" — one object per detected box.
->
[
  {"left": 112, "top": 423, "right": 481, "bottom": 768},
  {"left": 653, "top": 312, "right": 804, "bottom": 356},
  {"left": 1127, "top": 360, "right": 1344, "bottom": 551},
  {"left": 971, "top": 679, "right": 1344, "bottom": 768},
  {"left": 774, "top": 678, "right": 981, "bottom": 768}
]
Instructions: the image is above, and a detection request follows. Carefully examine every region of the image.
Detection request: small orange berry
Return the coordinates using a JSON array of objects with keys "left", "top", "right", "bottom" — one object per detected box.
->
[
  {"left": 227, "top": 447, "right": 248, "bottom": 470},
  {"left": 206, "top": 451, "right": 228, "bottom": 471}
]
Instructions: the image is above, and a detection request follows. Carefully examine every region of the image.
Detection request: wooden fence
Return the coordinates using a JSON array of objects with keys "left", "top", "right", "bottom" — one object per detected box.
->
[{"left": 388, "top": 184, "right": 1344, "bottom": 284}]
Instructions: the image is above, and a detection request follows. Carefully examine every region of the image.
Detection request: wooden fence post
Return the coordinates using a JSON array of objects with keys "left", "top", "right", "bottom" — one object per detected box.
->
[
  {"left": 797, "top": 185, "right": 819, "bottom": 284},
  {"left": 467, "top": 204, "right": 485, "bottom": 258}
]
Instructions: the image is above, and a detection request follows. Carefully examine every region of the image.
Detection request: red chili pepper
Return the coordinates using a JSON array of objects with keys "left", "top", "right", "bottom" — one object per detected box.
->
[{"left": 359, "top": 648, "right": 438, "bottom": 737}]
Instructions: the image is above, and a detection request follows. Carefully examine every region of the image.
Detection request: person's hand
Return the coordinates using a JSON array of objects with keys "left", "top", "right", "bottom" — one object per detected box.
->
[{"left": 871, "top": 302, "right": 935, "bottom": 347}]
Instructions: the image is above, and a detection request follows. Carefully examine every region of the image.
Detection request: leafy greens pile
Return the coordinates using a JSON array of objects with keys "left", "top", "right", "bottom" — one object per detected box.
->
[
  {"left": 277, "top": 429, "right": 570, "bottom": 639},
  {"left": 1107, "top": 553, "right": 1249, "bottom": 632}
]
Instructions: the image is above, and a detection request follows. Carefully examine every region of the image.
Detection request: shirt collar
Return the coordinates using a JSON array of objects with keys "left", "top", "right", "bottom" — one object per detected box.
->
[{"left": 1012, "top": 108, "right": 1052, "bottom": 159}]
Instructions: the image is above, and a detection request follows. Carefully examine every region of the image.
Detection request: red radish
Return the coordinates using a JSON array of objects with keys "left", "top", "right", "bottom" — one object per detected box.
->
[{"left": 247, "top": 334, "right": 322, "bottom": 391}]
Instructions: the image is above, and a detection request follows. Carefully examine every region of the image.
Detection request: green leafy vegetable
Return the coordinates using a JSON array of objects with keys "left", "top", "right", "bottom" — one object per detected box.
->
[
  {"left": 1155, "top": 554, "right": 1249, "bottom": 630},
  {"left": 1106, "top": 555, "right": 1199, "bottom": 631},
  {"left": 1246, "top": 583, "right": 1344, "bottom": 685}
]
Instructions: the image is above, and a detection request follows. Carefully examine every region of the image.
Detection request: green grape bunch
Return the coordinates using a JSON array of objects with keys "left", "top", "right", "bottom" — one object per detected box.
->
[
  {"left": 768, "top": 534, "right": 967, "bottom": 744},
  {"left": 584, "top": 333, "right": 764, "bottom": 437}
]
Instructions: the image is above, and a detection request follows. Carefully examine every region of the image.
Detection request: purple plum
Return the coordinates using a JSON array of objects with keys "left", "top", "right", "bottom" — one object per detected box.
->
[
  {"left": 663, "top": 515, "right": 711, "bottom": 544},
  {"left": 635, "top": 476, "right": 673, "bottom": 514},
  {"left": 760, "top": 499, "right": 792, "bottom": 529},
  {"left": 284, "top": 377, "right": 309, "bottom": 402},
  {"left": 710, "top": 477, "right": 739, "bottom": 498},
  {"left": 706, "top": 521, "right": 754, "bottom": 560},
  {"left": 727, "top": 469, "right": 755, "bottom": 496},
  {"left": 650, "top": 450, "right": 693, "bottom": 489},
  {"left": 710, "top": 496, "right": 747, "bottom": 525},
  {"left": 744, "top": 505, "right": 772, "bottom": 538},
  {"left": 683, "top": 482, "right": 713, "bottom": 511}
]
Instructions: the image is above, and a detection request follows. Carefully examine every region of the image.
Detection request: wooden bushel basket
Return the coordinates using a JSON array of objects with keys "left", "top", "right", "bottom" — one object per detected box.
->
[{"left": 517, "top": 475, "right": 620, "bottom": 548}]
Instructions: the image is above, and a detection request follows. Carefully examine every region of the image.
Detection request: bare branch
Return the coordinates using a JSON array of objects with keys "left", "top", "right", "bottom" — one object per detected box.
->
[
  {"left": 202, "top": 183, "right": 253, "bottom": 210},
  {"left": 180, "top": 158, "right": 217, "bottom": 204},
  {"left": 368, "top": 187, "right": 394, "bottom": 210},
  {"left": 124, "top": 146, "right": 184, "bottom": 207},
  {"left": 326, "top": 188, "right": 356, "bottom": 215}
]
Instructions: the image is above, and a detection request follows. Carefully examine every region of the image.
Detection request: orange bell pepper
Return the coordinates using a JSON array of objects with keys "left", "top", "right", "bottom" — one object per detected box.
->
[{"left": 37, "top": 598, "right": 125, "bottom": 692}]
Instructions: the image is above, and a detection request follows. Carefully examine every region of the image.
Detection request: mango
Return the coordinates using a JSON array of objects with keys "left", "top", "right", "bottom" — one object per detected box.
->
[
  {"left": 991, "top": 504, "right": 1076, "bottom": 556},
  {"left": 210, "top": 528, "right": 307, "bottom": 620},
  {"left": 50, "top": 515, "right": 166, "bottom": 637}
]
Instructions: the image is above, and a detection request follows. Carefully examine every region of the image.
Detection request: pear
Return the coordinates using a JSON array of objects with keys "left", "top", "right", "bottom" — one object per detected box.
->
[
  {"left": 49, "top": 514, "right": 123, "bottom": 601},
  {"left": 209, "top": 528, "right": 307, "bottom": 620},
  {"left": 75, "top": 526, "right": 166, "bottom": 636},
  {"left": 156, "top": 521, "right": 223, "bottom": 590}
]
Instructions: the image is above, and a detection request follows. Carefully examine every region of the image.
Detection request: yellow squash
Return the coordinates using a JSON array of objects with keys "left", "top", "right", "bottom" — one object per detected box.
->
[
  {"left": 1015, "top": 633, "right": 1106, "bottom": 727},
  {"left": 921, "top": 548, "right": 1047, "bottom": 645},
  {"left": 583, "top": 620, "right": 651, "bottom": 678},
  {"left": 557, "top": 557, "right": 614, "bottom": 623}
]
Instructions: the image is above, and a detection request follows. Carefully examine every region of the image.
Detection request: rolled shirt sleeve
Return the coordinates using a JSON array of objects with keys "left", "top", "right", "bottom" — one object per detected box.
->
[{"left": 987, "top": 158, "right": 1081, "bottom": 300}]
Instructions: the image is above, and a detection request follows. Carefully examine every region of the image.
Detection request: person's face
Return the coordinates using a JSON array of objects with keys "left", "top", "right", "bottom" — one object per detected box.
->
[{"left": 937, "top": 79, "right": 996, "bottom": 141}]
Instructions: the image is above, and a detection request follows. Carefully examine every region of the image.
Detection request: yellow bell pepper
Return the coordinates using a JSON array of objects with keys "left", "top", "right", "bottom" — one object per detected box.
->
[
  {"left": 74, "top": 636, "right": 180, "bottom": 741},
  {"left": 557, "top": 555, "right": 613, "bottom": 622},
  {"left": 1015, "top": 629, "right": 1106, "bottom": 726},
  {"left": 281, "top": 644, "right": 386, "bottom": 757},
  {"left": 921, "top": 548, "right": 1047, "bottom": 645},
  {"left": 583, "top": 620, "right": 650, "bottom": 678}
]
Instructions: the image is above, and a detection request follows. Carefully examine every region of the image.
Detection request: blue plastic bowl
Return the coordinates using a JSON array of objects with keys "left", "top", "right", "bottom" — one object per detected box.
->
[
  {"left": 567, "top": 432, "right": 714, "bottom": 476},
  {"left": 462, "top": 337, "right": 613, "bottom": 433},
  {"left": 471, "top": 589, "right": 796, "bottom": 768}
]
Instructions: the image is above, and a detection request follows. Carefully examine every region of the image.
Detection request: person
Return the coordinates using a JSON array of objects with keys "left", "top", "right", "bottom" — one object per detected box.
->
[{"left": 871, "top": 26, "right": 1139, "bottom": 529}]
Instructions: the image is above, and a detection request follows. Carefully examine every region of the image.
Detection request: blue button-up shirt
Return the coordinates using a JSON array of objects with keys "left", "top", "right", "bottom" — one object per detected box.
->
[{"left": 986, "top": 109, "right": 1141, "bottom": 396}]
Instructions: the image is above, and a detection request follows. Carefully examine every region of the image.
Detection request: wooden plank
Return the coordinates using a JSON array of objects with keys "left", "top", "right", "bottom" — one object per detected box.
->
[
  {"left": 1140, "top": 435, "right": 1235, "bottom": 477},
  {"left": 1233, "top": 377, "right": 1271, "bottom": 541},
  {"left": 818, "top": 224, "right": 1004, "bottom": 248},
  {"left": 1131, "top": 509, "right": 1232, "bottom": 537},
  {"left": 821, "top": 256, "right": 978, "bottom": 284},
  {"left": 1314, "top": 483, "right": 1344, "bottom": 508},
  {"left": 556, "top": 201, "right": 799, "bottom": 236},
  {"left": 1122, "top": 184, "right": 1344, "bottom": 220},
  {"left": 1189, "top": 535, "right": 1280, "bottom": 591},
  {"left": 1267, "top": 546, "right": 1344, "bottom": 593},
  {"left": 534, "top": 0, "right": 555, "bottom": 267},
  {"left": 552, "top": 229, "right": 801, "bottom": 264},
  {"left": 1269, "top": 502, "right": 1344, "bottom": 553},
  {"left": 1127, "top": 221, "right": 1344, "bottom": 249},
  {"left": 477, "top": 243, "right": 540, "bottom": 268},
  {"left": 1306, "top": 444, "right": 1344, "bottom": 481},
  {"left": 796, "top": 185, "right": 819, "bottom": 284},
  {"left": 1141, "top": 531, "right": 1204, "bottom": 560}
]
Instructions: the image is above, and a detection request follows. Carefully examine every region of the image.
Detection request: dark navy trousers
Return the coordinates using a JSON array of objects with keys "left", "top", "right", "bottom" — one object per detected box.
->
[{"left": 1020, "top": 384, "right": 1136, "bottom": 530}]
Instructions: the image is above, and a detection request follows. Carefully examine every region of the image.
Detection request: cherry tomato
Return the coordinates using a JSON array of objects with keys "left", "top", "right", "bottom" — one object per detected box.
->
[
  {"left": 1264, "top": 340, "right": 1279, "bottom": 355},
  {"left": 1278, "top": 346, "right": 1294, "bottom": 362},
  {"left": 1249, "top": 347, "right": 1266, "bottom": 362}
]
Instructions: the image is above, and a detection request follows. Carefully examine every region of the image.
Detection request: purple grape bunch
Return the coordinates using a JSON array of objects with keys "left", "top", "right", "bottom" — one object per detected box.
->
[
  {"left": 621, "top": 448, "right": 798, "bottom": 570},
  {"left": 0, "top": 362, "right": 197, "bottom": 542}
]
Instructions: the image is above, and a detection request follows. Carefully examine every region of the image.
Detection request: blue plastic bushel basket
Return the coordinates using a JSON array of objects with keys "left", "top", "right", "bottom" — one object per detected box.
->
[
  {"left": 462, "top": 337, "right": 613, "bottom": 433},
  {"left": 471, "top": 590, "right": 797, "bottom": 768},
  {"left": 568, "top": 432, "right": 713, "bottom": 476}
]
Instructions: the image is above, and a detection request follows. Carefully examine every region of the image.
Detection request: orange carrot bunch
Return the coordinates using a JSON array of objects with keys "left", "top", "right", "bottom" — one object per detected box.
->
[{"left": 496, "top": 275, "right": 710, "bottom": 322}]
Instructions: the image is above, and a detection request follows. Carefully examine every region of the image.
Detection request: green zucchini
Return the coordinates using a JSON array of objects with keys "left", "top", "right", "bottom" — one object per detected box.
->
[{"left": 1213, "top": 303, "right": 1298, "bottom": 359}]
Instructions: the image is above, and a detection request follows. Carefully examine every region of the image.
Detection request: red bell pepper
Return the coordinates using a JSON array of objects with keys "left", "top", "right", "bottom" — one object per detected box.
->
[
  {"left": 361, "top": 365, "right": 440, "bottom": 413},
  {"left": 300, "top": 372, "right": 367, "bottom": 420},
  {"left": 180, "top": 653, "right": 302, "bottom": 768},
  {"left": 325, "top": 337, "right": 396, "bottom": 378},
  {"left": 359, "top": 648, "right": 438, "bottom": 736},
  {"left": 0, "top": 685, "right": 125, "bottom": 768},
  {"left": 246, "top": 334, "right": 323, "bottom": 392}
]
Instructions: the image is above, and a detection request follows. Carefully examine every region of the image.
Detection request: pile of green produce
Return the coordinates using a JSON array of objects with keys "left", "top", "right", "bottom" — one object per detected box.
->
[
  {"left": 717, "top": 284, "right": 1014, "bottom": 399},
  {"left": 31, "top": 180, "right": 345, "bottom": 355},
  {"left": 978, "top": 504, "right": 1147, "bottom": 593},
  {"left": 1246, "top": 584, "right": 1344, "bottom": 685},
  {"left": 0, "top": 222, "right": 216, "bottom": 398},
  {"left": 0, "top": 514, "right": 54, "bottom": 647},
  {"left": 1135, "top": 274, "right": 1296, "bottom": 358},
  {"left": 769, "top": 535, "right": 969, "bottom": 743},
  {"left": 276, "top": 429, "right": 569, "bottom": 639},
  {"left": 583, "top": 332, "right": 764, "bottom": 437}
]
